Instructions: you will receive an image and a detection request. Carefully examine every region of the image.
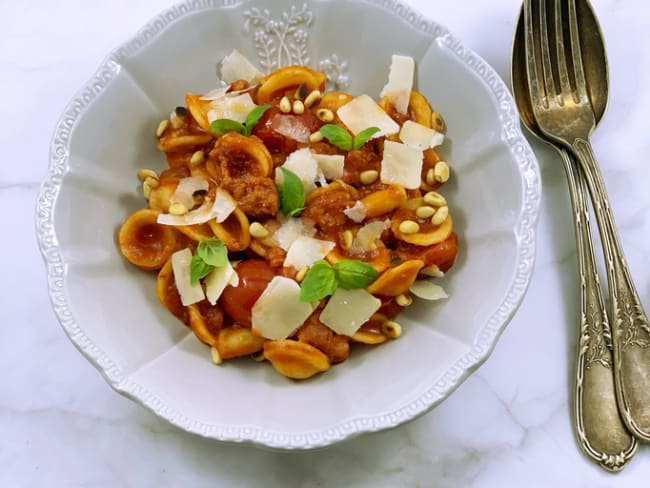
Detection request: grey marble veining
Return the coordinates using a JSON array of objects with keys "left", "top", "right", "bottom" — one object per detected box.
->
[{"left": 4, "top": 0, "right": 650, "bottom": 486}]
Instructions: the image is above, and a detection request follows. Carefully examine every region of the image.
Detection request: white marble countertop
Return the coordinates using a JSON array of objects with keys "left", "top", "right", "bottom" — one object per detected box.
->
[{"left": 4, "top": 0, "right": 650, "bottom": 486}]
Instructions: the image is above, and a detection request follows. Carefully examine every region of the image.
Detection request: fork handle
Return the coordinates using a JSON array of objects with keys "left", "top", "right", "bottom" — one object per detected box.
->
[
  {"left": 561, "top": 148, "right": 636, "bottom": 471},
  {"left": 571, "top": 138, "right": 650, "bottom": 442}
]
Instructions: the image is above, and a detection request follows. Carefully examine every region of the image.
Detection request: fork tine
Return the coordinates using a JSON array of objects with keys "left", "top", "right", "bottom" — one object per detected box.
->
[
  {"left": 568, "top": 0, "right": 589, "bottom": 101},
  {"left": 524, "top": 0, "right": 544, "bottom": 104},
  {"left": 538, "top": 0, "right": 557, "bottom": 102},
  {"left": 554, "top": 0, "right": 573, "bottom": 98}
]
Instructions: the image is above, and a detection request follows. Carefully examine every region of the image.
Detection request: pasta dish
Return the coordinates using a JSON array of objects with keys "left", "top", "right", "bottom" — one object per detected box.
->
[{"left": 117, "top": 51, "right": 458, "bottom": 379}]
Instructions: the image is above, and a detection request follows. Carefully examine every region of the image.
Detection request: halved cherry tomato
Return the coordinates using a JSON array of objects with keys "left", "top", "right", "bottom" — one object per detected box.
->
[{"left": 220, "top": 259, "right": 275, "bottom": 327}]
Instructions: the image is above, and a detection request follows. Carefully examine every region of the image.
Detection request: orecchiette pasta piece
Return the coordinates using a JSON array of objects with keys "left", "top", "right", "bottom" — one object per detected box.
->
[
  {"left": 157, "top": 134, "right": 213, "bottom": 153},
  {"left": 216, "top": 327, "right": 266, "bottom": 360},
  {"left": 156, "top": 257, "right": 189, "bottom": 325},
  {"left": 210, "top": 132, "right": 273, "bottom": 178},
  {"left": 256, "top": 66, "right": 327, "bottom": 104},
  {"left": 366, "top": 259, "right": 425, "bottom": 297},
  {"left": 177, "top": 223, "right": 214, "bottom": 242},
  {"left": 407, "top": 91, "right": 434, "bottom": 127},
  {"left": 188, "top": 303, "right": 224, "bottom": 347},
  {"left": 118, "top": 208, "right": 178, "bottom": 270},
  {"left": 263, "top": 340, "right": 331, "bottom": 379},
  {"left": 359, "top": 184, "right": 407, "bottom": 218},
  {"left": 185, "top": 93, "right": 214, "bottom": 132},
  {"left": 315, "top": 92, "right": 354, "bottom": 119},
  {"left": 325, "top": 245, "right": 392, "bottom": 274},
  {"left": 148, "top": 181, "right": 178, "bottom": 213},
  {"left": 208, "top": 207, "right": 251, "bottom": 252},
  {"left": 350, "top": 330, "right": 388, "bottom": 345},
  {"left": 391, "top": 197, "right": 453, "bottom": 246}
]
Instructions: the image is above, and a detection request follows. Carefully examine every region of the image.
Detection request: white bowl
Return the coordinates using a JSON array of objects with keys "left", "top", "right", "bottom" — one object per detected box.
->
[{"left": 36, "top": 0, "right": 541, "bottom": 449}]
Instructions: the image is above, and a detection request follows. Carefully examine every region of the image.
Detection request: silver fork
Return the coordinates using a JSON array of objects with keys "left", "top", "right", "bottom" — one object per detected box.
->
[{"left": 524, "top": 0, "right": 650, "bottom": 441}]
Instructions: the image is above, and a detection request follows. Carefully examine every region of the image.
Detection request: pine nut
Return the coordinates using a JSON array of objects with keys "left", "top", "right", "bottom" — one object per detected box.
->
[
  {"left": 425, "top": 168, "right": 436, "bottom": 186},
  {"left": 415, "top": 205, "right": 436, "bottom": 219},
  {"left": 309, "top": 131, "right": 324, "bottom": 143},
  {"left": 340, "top": 230, "right": 354, "bottom": 251},
  {"left": 359, "top": 170, "right": 379, "bottom": 185},
  {"left": 210, "top": 346, "right": 223, "bottom": 365},
  {"left": 189, "top": 150, "right": 205, "bottom": 166},
  {"left": 434, "top": 161, "right": 450, "bottom": 183},
  {"left": 396, "top": 294, "right": 412, "bottom": 307},
  {"left": 382, "top": 320, "right": 402, "bottom": 339},
  {"left": 143, "top": 181, "right": 153, "bottom": 200},
  {"left": 398, "top": 220, "right": 420, "bottom": 234},
  {"left": 423, "top": 191, "right": 446, "bottom": 207},
  {"left": 317, "top": 108, "right": 334, "bottom": 122},
  {"left": 138, "top": 169, "right": 158, "bottom": 181},
  {"left": 279, "top": 96, "right": 292, "bottom": 113},
  {"left": 292, "top": 100, "right": 305, "bottom": 114},
  {"left": 304, "top": 90, "right": 322, "bottom": 108},
  {"left": 249, "top": 222, "right": 269, "bottom": 239},
  {"left": 421, "top": 264, "right": 444, "bottom": 278},
  {"left": 156, "top": 119, "right": 169, "bottom": 137},
  {"left": 169, "top": 202, "right": 188, "bottom": 216},
  {"left": 431, "top": 206, "right": 449, "bottom": 226},
  {"left": 431, "top": 111, "right": 445, "bottom": 132},
  {"left": 295, "top": 266, "right": 309, "bottom": 283}
]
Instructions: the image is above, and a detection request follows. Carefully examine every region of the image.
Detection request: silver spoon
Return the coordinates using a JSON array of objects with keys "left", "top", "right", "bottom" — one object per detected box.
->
[{"left": 511, "top": 0, "right": 636, "bottom": 471}]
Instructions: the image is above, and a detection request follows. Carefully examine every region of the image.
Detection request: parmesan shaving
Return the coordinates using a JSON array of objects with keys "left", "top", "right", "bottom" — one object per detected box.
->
[
  {"left": 170, "top": 177, "right": 209, "bottom": 210},
  {"left": 284, "top": 236, "right": 335, "bottom": 270},
  {"left": 204, "top": 261, "right": 237, "bottom": 305},
  {"left": 200, "top": 83, "right": 230, "bottom": 101},
  {"left": 380, "top": 140, "right": 423, "bottom": 189},
  {"left": 399, "top": 120, "right": 445, "bottom": 150},
  {"left": 313, "top": 153, "right": 345, "bottom": 180},
  {"left": 343, "top": 201, "right": 367, "bottom": 223},
  {"left": 319, "top": 288, "right": 381, "bottom": 336},
  {"left": 410, "top": 280, "right": 448, "bottom": 300},
  {"left": 337, "top": 94, "right": 400, "bottom": 138},
  {"left": 220, "top": 49, "right": 264, "bottom": 85},
  {"left": 171, "top": 249, "right": 205, "bottom": 306},
  {"left": 351, "top": 219, "right": 390, "bottom": 253},
  {"left": 278, "top": 148, "right": 319, "bottom": 193},
  {"left": 207, "top": 93, "right": 257, "bottom": 124},
  {"left": 212, "top": 188, "right": 236, "bottom": 223},
  {"left": 380, "top": 55, "right": 415, "bottom": 114},
  {"left": 157, "top": 188, "right": 235, "bottom": 226},
  {"left": 272, "top": 217, "right": 317, "bottom": 251}
]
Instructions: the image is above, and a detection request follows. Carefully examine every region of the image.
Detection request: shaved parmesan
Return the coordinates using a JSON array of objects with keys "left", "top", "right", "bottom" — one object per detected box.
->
[
  {"left": 284, "top": 236, "right": 335, "bottom": 270},
  {"left": 380, "top": 55, "right": 415, "bottom": 114},
  {"left": 171, "top": 249, "right": 205, "bottom": 306},
  {"left": 380, "top": 140, "right": 423, "bottom": 189},
  {"left": 207, "top": 93, "right": 257, "bottom": 124},
  {"left": 220, "top": 49, "right": 264, "bottom": 85},
  {"left": 170, "top": 177, "right": 209, "bottom": 210},
  {"left": 157, "top": 188, "right": 235, "bottom": 226},
  {"left": 313, "top": 153, "right": 345, "bottom": 180},
  {"left": 410, "top": 280, "right": 448, "bottom": 300},
  {"left": 273, "top": 217, "right": 317, "bottom": 251},
  {"left": 337, "top": 94, "right": 399, "bottom": 138},
  {"left": 320, "top": 288, "right": 381, "bottom": 336},
  {"left": 212, "top": 188, "right": 236, "bottom": 223},
  {"left": 399, "top": 120, "right": 445, "bottom": 150},
  {"left": 251, "top": 276, "right": 314, "bottom": 340},
  {"left": 351, "top": 219, "right": 390, "bottom": 254},
  {"left": 200, "top": 83, "right": 230, "bottom": 101},
  {"left": 343, "top": 201, "right": 367, "bottom": 223},
  {"left": 278, "top": 148, "right": 319, "bottom": 193},
  {"left": 204, "top": 261, "right": 238, "bottom": 305},
  {"left": 420, "top": 265, "right": 445, "bottom": 278},
  {"left": 273, "top": 116, "right": 312, "bottom": 143}
]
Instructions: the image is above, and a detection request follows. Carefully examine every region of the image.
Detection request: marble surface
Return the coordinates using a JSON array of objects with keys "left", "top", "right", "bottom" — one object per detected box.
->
[{"left": 4, "top": 0, "right": 650, "bottom": 486}]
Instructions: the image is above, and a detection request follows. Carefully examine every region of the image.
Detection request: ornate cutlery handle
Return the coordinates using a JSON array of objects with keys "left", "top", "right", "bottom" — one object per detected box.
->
[
  {"left": 572, "top": 138, "right": 650, "bottom": 441},
  {"left": 561, "top": 149, "right": 636, "bottom": 471}
]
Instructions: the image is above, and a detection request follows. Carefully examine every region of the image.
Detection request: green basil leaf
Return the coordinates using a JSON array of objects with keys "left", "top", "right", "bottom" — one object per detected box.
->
[
  {"left": 209, "top": 118, "right": 246, "bottom": 136},
  {"left": 353, "top": 126, "right": 381, "bottom": 150},
  {"left": 319, "top": 124, "right": 353, "bottom": 151},
  {"left": 278, "top": 167, "right": 305, "bottom": 217},
  {"left": 299, "top": 260, "right": 337, "bottom": 302},
  {"left": 333, "top": 259, "right": 379, "bottom": 289},
  {"left": 244, "top": 104, "right": 272, "bottom": 136},
  {"left": 196, "top": 238, "right": 228, "bottom": 267},
  {"left": 190, "top": 253, "right": 215, "bottom": 284}
]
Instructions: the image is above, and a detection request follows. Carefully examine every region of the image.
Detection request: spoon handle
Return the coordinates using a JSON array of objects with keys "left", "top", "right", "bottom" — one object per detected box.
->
[
  {"left": 571, "top": 138, "right": 650, "bottom": 442},
  {"left": 561, "top": 148, "right": 637, "bottom": 471}
]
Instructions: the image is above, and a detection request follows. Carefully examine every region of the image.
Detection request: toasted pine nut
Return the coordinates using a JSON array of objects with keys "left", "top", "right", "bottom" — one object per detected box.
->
[
  {"left": 309, "top": 131, "right": 324, "bottom": 143},
  {"left": 431, "top": 111, "right": 445, "bottom": 132},
  {"left": 189, "top": 150, "right": 205, "bottom": 166},
  {"left": 431, "top": 206, "right": 449, "bottom": 226},
  {"left": 434, "top": 161, "right": 450, "bottom": 183},
  {"left": 210, "top": 346, "right": 223, "bottom": 365},
  {"left": 341, "top": 230, "right": 354, "bottom": 251},
  {"left": 292, "top": 100, "right": 305, "bottom": 114},
  {"left": 425, "top": 168, "right": 436, "bottom": 186},
  {"left": 415, "top": 205, "right": 436, "bottom": 219},
  {"left": 249, "top": 222, "right": 269, "bottom": 239},
  {"left": 398, "top": 220, "right": 420, "bottom": 234},
  {"left": 138, "top": 169, "right": 158, "bottom": 181},
  {"left": 423, "top": 191, "right": 446, "bottom": 207},
  {"left": 382, "top": 320, "right": 402, "bottom": 339},
  {"left": 396, "top": 294, "right": 412, "bottom": 307},
  {"left": 295, "top": 266, "right": 309, "bottom": 283},
  {"left": 304, "top": 90, "right": 322, "bottom": 108},
  {"left": 317, "top": 108, "right": 334, "bottom": 122},
  {"left": 143, "top": 181, "right": 153, "bottom": 200},
  {"left": 359, "top": 170, "right": 379, "bottom": 185},
  {"left": 279, "top": 96, "right": 292, "bottom": 113},
  {"left": 156, "top": 119, "right": 169, "bottom": 137},
  {"left": 169, "top": 202, "right": 188, "bottom": 216},
  {"left": 144, "top": 176, "right": 159, "bottom": 189}
]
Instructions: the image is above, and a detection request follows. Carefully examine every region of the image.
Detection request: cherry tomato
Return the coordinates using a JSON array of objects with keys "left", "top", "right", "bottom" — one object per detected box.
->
[{"left": 221, "top": 260, "right": 275, "bottom": 327}]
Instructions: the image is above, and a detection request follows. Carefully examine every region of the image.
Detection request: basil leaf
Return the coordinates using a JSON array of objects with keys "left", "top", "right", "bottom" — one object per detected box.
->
[
  {"left": 190, "top": 253, "right": 215, "bottom": 284},
  {"left": 319, "top": 124, "right": 353, "bottom": 151},
  {"left": 299, "top": 260, "right": 337, "bottom": 302},
  {"left": 244, "top": 104, "right": 272, "bottom": 136},
  {"left": 353, "top": 127, "right": 381, "bottom": 150},
  {"left": 210, "top": 118, "right": 246, "bottom": 136},
  {"left": 277, "top": 167, "right": 305, "bottom": 217},
  {"left": 196, "top": 238, "right": 228, "bottom": 267},
  {"left": 334, "top": 259, "right": 379, "bottom": 289}
]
